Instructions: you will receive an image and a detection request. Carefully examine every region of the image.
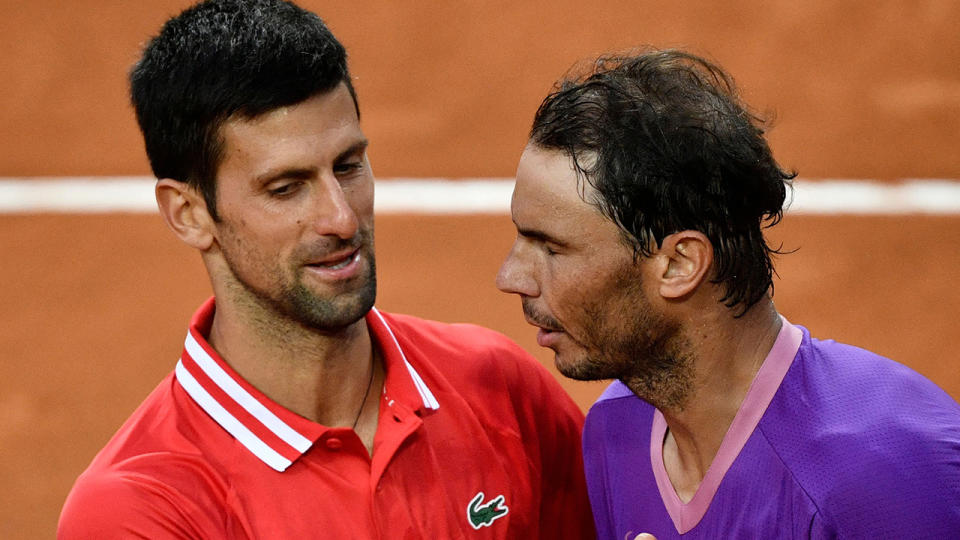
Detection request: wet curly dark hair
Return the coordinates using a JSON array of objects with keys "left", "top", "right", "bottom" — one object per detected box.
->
[{"left": 530, "top": 48, "right": 796, "bottom": 314}]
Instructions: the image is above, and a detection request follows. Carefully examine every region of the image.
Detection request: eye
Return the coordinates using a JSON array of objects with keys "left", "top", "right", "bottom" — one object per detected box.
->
[
  {"left": 334, "top": 161, "right": 364, "bottom": 176},
  {"left": 267, "top": 181, "right": 303, "bottom": 197}
]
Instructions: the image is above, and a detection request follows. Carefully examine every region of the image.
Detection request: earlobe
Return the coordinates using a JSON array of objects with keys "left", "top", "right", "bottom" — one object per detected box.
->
[
  {"left": 657, "top": 231, "right": 713, "bottom": 300},
  {"left": 155, "top": 179, "right": 215, "bottom": 251}
]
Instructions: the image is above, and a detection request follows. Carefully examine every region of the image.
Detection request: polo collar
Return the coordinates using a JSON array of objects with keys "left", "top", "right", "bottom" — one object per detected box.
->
[
  {"left": 174, "top": 298, "right": 438, "bottom": 472},
  {"left": 366, "top": 307, "right": 440, "bottom": 412}
]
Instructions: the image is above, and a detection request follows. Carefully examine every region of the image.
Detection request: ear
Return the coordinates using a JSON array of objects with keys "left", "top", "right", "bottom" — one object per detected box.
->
[
  {"left": 655, "top": 230, "right": 713, "bottom": 300},
  {"left": 155, "top": 179, "right": 216, "bottom": 251}
]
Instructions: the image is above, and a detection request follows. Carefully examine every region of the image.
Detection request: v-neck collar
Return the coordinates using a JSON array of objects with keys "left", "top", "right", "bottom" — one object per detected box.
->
[{"left": 649, "top": 316, "right": 803, "bottom": 533}]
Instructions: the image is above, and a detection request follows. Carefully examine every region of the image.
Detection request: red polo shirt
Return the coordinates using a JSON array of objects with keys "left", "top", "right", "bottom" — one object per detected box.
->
[{"left": 59, "top": 298, "right": 595, "bottom": 538}]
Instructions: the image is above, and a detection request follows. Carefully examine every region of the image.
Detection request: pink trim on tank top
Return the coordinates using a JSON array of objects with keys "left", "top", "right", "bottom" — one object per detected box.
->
[{"left": 650, "top": 316, "right": 803, "bottom": 534}]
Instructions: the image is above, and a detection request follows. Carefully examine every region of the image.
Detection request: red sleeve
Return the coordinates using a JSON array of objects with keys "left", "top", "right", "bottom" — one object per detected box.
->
[
  {"left": 497, "top": 337, "right": 598, "bottom": 539},
  {"left": 58, "top": 469, "right": 225, "bottom": 539},
  {"left": 534, "top": 380, "right": 597, "bottom": 539}
]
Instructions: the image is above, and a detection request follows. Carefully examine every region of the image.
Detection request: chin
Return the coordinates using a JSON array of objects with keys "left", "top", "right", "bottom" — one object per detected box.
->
[
  {"left": 284, "top": 279, "right": 377, "bottom": 332},
  {"left": 553, "top": 352, "right": 608, "bottom": 382}
]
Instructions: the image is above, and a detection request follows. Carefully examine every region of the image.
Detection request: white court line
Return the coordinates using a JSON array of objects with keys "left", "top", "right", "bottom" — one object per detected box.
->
[{"left": 1, "top": 177, "right": 960, "bottom": 215}]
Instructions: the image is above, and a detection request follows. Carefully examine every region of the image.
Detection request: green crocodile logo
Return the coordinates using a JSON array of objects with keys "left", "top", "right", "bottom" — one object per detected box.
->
[{"left": 467, "top": 491, "right": 509, "bottom": 529}]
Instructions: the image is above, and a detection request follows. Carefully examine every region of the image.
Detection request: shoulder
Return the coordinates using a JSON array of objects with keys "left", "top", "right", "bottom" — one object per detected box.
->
[
  {"left": 584, "top": 382, "right": 655, "bottom": 447},
  {"left": 760, "top": 327, "right": 960, "bottom": 533},
  {"left": 59, "top": 444, "right": 231, "bottom": 538},
  {"left": 776, "top": 328, "right": 960, "bottom": 432},
  {"left": 59, "top": 376, "right": 232, "bottom": 538},
  {"left": 595, "top": 380, "right": 639, "bottom": 403},
  {"left": 799, "top": 329, "right": 954, "bottom": 395},
  {"left": 585, "top": 381, "right": 652, "bottom": 428},
  {"left": 770, "top": 327, "right": 960, "bottom": 429}
]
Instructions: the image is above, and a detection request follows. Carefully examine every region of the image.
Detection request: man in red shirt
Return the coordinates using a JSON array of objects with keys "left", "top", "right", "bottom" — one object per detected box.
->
[{"left": 57, "top": 0, "right": 594, "bottom": 537}]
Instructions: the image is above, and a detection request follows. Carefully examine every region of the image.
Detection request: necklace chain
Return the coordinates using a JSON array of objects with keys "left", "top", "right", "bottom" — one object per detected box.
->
[{"left": 352, "top": 360, "right": 376, "bottom": 431}]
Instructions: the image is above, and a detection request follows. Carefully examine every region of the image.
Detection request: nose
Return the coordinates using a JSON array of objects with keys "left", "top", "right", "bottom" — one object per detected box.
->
[
  {"left": 312, "top": 176, "right": 361, "bottom": 240},
  {"left": 496, "top": 240, "right": 539, "bottom": 297}
]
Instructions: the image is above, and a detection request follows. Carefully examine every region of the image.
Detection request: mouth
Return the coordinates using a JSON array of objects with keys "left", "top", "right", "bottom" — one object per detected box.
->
[
  {"left": 520, "top": 299, "right": 565, "bottom": 347},
  {"left": 522, "top": 307, "right": 563, "bottom": 332},
  {"left": 303, "top": 248, "right": 363, "bottom": 280},
  {"left": 535, "top": 327, "right": 563, "bottom": 348},
  {"left": 308, "top": 249, "right": 359, "bottom": 269},
  {"left": 525, "top": 317, "right": 562, "bottom": 334},
  {"left": 522, "top": 314, "right": 564, "bottom": 348}
]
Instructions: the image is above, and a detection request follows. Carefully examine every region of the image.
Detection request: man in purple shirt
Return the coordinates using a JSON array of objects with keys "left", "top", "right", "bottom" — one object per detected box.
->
[{"left": 496, "top": 48, "right": 960, "bottom": 538}]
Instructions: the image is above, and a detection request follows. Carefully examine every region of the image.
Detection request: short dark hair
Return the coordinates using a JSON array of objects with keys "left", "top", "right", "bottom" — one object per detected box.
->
[
  {"left": 530, "top": 49, "right": 795, "bottom": 314},
  {"left": 130, "top": 0, "right": 357, "bottom": 220}
]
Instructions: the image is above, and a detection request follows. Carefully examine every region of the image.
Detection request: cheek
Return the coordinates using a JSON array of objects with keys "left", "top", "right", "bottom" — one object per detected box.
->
[
  {"left": 546, "top": 259, "right": 638, "bottom": 330},
  {"left": 346, "top": 178, "right": 375, "bottom": 214},
  {"left": 219, "top": 220, "right": 289, "bottom": 264},
  {"left": 542, "top": 271, "right": 595, "bottom": 323},
  {"left": 544, "top": 258, "right": 607, "bottom": 300}
]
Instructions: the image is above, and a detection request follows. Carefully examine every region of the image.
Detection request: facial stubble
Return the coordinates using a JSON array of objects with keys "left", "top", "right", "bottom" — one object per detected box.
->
[
  {"left": 557, "top": 261, "right": 694, "bottom": 410},
  {"left": 220, "top": 226, "right": 378, "bottom": 334}
]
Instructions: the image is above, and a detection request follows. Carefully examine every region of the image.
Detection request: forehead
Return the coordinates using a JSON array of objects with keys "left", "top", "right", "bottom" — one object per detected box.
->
[
  {"left": 218, "top": 83, "right": 364, "bottom": 172},
  {"left": 514, "top": 146, "right": 592, "bottom": 214},
  {"left": 512, "top": 145, "right": 623, "bottom": 245}
]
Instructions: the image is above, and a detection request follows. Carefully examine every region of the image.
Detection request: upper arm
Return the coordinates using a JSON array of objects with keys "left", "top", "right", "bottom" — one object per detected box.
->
[
  {"left": 809, "top": 422, "right": 960, "bottom": 537},
  {"left": 58, "top": 469, "right": 225, "bottom": 539}
]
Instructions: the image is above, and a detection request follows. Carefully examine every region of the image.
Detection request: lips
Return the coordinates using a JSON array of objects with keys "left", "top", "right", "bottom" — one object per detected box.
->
[
  {"left": 526, "top": 319, "right": 562, "bottom": 333},
  {"left": 302, "top": 248, "right": 362, "bottom": 280},
  {"left": 522, "top": 311, "right": 565, "bottom": 348},
  {"left": 308, "top": 248, "right": 359, "bottom": 269},
  {"left": 536, "top": 328, "right": 562, "bottom": 347}
]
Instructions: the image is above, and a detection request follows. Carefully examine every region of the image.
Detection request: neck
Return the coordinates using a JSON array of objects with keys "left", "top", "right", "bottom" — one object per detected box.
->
[
  {"left": 206, "top": 290, "right": 377, "bottom": 430},
  {"left": 658, "top": 299, "right": 781, "bottom": 501}
]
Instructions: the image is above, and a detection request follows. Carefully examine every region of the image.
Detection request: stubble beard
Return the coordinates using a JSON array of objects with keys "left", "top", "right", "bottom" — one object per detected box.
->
[
  {"left": 281, "top": 247, "right": 377, "bottom": 332},
  {"left": 222, "top": 228, "right": 378, "bottom": 334},
  {"left": 555, "top": 263, "right": 695, "bottom": 411}
]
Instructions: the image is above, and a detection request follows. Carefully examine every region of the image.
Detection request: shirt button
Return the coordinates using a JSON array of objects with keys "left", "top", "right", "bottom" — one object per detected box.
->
[{"left": 325, "top": 437, "right": 343, "bottom": 450}]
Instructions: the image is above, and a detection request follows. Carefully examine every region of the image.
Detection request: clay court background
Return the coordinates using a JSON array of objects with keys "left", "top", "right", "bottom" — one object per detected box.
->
[{"left": 2, "top": 1, "right": 960, "bottom": 538}]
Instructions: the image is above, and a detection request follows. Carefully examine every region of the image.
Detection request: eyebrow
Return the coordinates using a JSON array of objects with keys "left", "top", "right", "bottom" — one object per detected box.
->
[
  {"left": 255, "top": 167, "right": 316, "bottom": 186},
  {"left": 517, "top": 226, "right": 566, "bottom": 247},
  {"left": 254, "top": 138, "right": 370, "bottom": 185},
  {"left": 334, "top": 139, "right": 369, "bottom": 164}
]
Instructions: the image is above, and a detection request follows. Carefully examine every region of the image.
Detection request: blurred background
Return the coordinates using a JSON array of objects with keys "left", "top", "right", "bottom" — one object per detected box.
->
[{"left": 2, "top": 1, "right": 958, "bottom": 537}]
